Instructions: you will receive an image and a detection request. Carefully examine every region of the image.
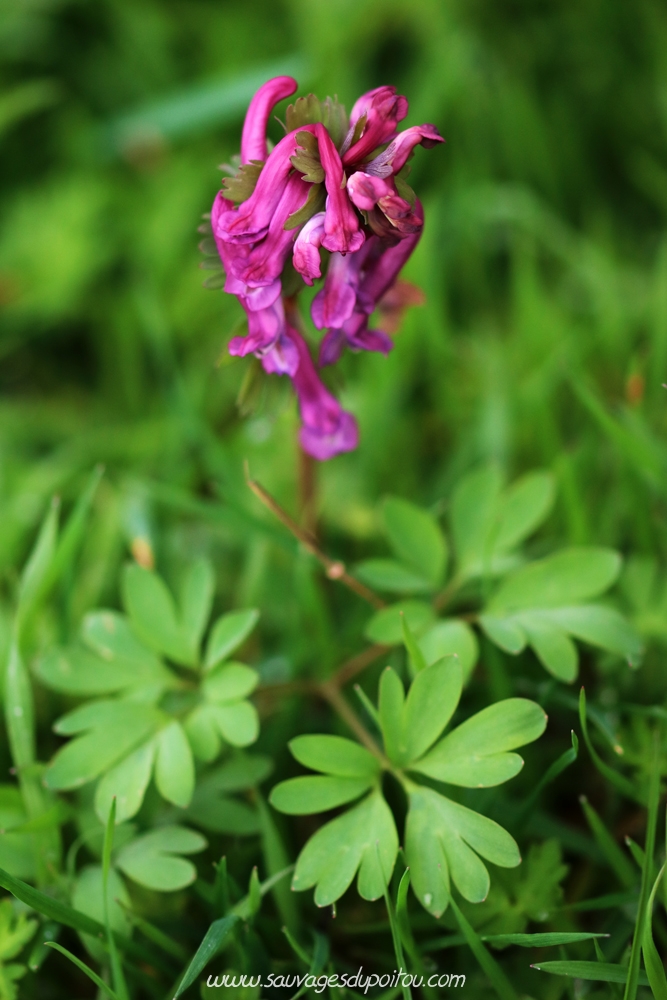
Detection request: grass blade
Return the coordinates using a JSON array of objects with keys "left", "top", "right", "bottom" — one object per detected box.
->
[
  {"left": 579, "top": 796, "right": 636, "bottom": 887},
  {"left": 382, "top": 867, "right": 411, "bottom": 1000},
  {"left": 45, "top": 941, "right": 119, "bottom": 999},
  {"left": 642, "top": 863, "right": 667, "bottom": 1000},
  {"left": 449, "top": 896, "right": 519, "bottom": 1000},
  {"left": 172, "top": 915, "right": 239, "bottom": 999},
  {"left": 102, "top": 798, "right": 129, "bottom": 1000},
  {"left": 483, "top": 932, "right": 609, "bottom": 947},
  {"left": 624, "top": 729, "right": 661, "bottom": 1000},
  {"left": 579, "top": 689, "right": 642, "bottom": 803},
  {"left": 531, "top": 961, "right": 649, "bottom": 986}
]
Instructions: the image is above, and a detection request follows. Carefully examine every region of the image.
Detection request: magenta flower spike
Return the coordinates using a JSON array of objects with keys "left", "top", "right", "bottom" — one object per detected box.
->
[{"left": 208, "top": 76, "right": 443, "bottom": 459}]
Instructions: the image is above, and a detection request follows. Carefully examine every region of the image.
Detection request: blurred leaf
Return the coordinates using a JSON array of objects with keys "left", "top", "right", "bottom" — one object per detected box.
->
[
  {"left": 210, "top": 701, "right": 259, "bottom": 747},
  {"left": 354, "top": 559, "right": 432, "bottom": 594},
  {"left": 419, "top": 619, "right": 479, "bottom": 683},
  {"left": 204, "top": 610, "right": 259, "bottom": 671},
  {"left": 122, "top": 564, "right": 195, "bottom": 667},
  {"left": 203, "top": 663, "right": 258, "bottom": 702},
  {"left": 116, "top": 826, "right": 206, "bottom": 892},
  {"left": 155, "top": 722, "right": 195, "bottom": 809},
  {"left": 494, "top": 472, "right": 555, "bottom": 552},
  {"left": 489, "top": 548, "right": 621, "bottom": 611},
  {"left": 364, "top": 600, "right": 435, "bottom": 644},
  {"left": 382, "top": 496, "right": 447, "bottom": 586},
  {"left": 94, "top": 740, "right": 156, "bottom": 824},
  {"left": 642, "top": 865, "right": 667, "bottom": 1000},
  {"left": 46, "top": 701, "right": 162, "bottom": 790},
  {"left": 179, "top": 558, "right": 214, "bottom": 656}
]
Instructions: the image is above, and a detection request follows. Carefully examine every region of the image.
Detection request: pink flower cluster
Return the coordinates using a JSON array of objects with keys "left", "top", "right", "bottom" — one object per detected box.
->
[{"left": 211, "top": 76, "right": 443, "bottom": 459}]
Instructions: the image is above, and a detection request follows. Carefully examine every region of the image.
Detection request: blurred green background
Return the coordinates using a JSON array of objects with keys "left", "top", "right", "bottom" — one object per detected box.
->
[{"left": 3, "top": 0, "right": 667, "bottom": 642}]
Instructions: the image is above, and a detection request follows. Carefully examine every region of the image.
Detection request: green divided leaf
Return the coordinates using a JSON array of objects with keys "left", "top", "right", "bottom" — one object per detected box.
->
[
  {"left": 179, "top": 558, "right": 214, "bottom": 655},
  {"left": 364, "top": 600, "right": 435, "bottom": 644},
  {"left": 382, "top": 496, "right": 447, "bottom": 586},
  {"left": 115, "top": 826, "right": 206, "bottom": 892},
  {"left": 81, "top": 611, "right": 166, "bottom": 680},
  {"left": 45, "top": 701, "right": 163, "bottom": 791},
  {"left": 291, "top": 791, "right": 398, "bottom": 906},
  {"left": 209, "top": 702, "right": 259, "bottom": 747},
  {"left": 155, "top": 721, "right": 195, "bottom": 808},
  {"left": 270, "top": 775, "right": 374, "bottom": 814},
  {"left": 398, "top": 658, "right": 463, "bottom": 765},
  {"left": 203, "top": 662, "right": 258, "bottom": 702},
  {"left": 489, "top": 548, "right": 621, "bottom": 611},
  {"left": 204, "top": 609, "right": 259, "bottom": 670},
  {"left": 94, "top": 740, "right": 156, "bottom": 824},
  {"left": 72, "top": 865, "right": 132, "bottom": 962},
  {"left": 412, "top": 698, "right": 547, "bottom": 787},
  {"left": 494, "top": 472, "right": 555, "bottom": 552},
  {"left": 406, "top": 785, "right": 520, "bottom": 917},
  {"left": 122, "top": 564, "right": 195, "bottom": 667},
  {"left": 288, "top": 735, "right": 380, "bottom": 778}
]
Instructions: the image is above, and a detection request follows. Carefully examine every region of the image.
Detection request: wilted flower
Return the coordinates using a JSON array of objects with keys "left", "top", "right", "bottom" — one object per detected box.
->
[{"left": 208, "top": 76, "right": 443, "bottom": 459}]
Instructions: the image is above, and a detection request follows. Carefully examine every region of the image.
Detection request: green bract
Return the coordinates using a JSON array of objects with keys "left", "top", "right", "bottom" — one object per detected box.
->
[
  {"left": 361, "top": 468, "right": 642, "bottom": 683},
  {"left": 271, "top": 652, "right": 546, "bottom": 916},
  {"left": 36, "top": 559, "right": 261, "bottom": 823}
]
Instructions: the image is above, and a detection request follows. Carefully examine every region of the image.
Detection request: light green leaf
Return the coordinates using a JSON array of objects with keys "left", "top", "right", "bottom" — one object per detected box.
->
[
  {"left": 195, "top": 754, "right": 273, "bottom": 794},
  {"left": 116, "top": 826, "right": 206, "bottom": 892},
  {"left": 202, "top": 663, "right": 258, "bottom": 703},
  {"left": 378, "top": 667, "right": 405, "bottom": 764},
  {"left": 179, "top": 558, "right": 214, "bottom": 654},
  {"left": 16, "top": 498, "right": 58, "bottom": 630},
  {"left": 72, "top": 866, "right": 131, "bottom": 963},
  {"left": 184, "top": 705, "right": 221, "bottom": 763},
  {"left": 204, "top": 609, "right": 259, "bottom": 671},
  {"left": 450, "top": 466, "right": 503, "bottom": 576},
  {"left": 45, "top": 702, "right": 162, "bottom": 791},
  {"left": 94, "top": 740, "right": 156, "bottom": 823},
  {"left": 155, "top": 722, "right": 195, "bottom": 808},
  {"left": 382, "top": 496, "right": 447, "bottom": 586},
  {"left": 270, "top": 776, "right": 373, "bottom": 814},
  {"left": 81, "top": 611, "right": 166, "bottom": 680},
  {"left": 364, "top": 600, "right": 436, "bottom": 644},
  {"left": 0, "top": 788, "right": 34, "bottom": 880},
  {"left": 520, "top": 615, "right": 579, "bottom": 682},
  {"left": 122, "top": 564, "right": 194, "bottom": 667},
  {"left": 401, "top": 657, "right": 463, "bottom": 764},
  {"left": 479, "top": 615, "right": 527, "bottom": 654},
  {"left": 489, "top": 548, "right": 621, "bottom": 612},
  {"left": 494, "top": 472, "right": 555, "bottom": 552},
  {"left": 292, "top": 791, "right": 398, "bottom": 905},
  {"left": 34, "top": 646, "right": 150, "bottom": 696},
  {"left": 412, "top": 698, "right": 546, "bottom": 787},
  {"left": 354, "top": 559, "right": 432, "bottom": 594},
  {"left": 546, "top": 605, "right": 643, "bottom": 666},
  {"left": 210, "top": 702, "right": 259, "bottom": 747},
  {"left": 419, "top": 620, "right": 479, "bottom": 684},
  {"left": 288, "top": 735, "right": 380, "bottom": 778},
  {"left": 406, "top": 785, "right": 520, "bottom": 916}
]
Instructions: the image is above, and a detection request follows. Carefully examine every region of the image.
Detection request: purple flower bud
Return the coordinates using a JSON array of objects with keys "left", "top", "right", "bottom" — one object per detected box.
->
[
  {"left": 342, "top": 86, "right": 409, "bottom": 167},
  {"left": 313, "top": 124, "right": 365, "bottom": 254},
  {"left": 292, "top": 211, "right": 326, "bottom": 284},
  {"left": 364, "top": 124, "right": 444, "bottom": 178},
  {"left": 347, "top": 172, "right": 394, "bottom": 212},
  {"left": 240, "top": 76, "right": 297, "bottom": 164}
]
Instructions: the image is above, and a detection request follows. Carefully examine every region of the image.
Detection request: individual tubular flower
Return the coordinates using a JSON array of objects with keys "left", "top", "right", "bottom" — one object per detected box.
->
[
  {"left": 288, "top": 324, "right": 359, "bottom": 460},
  {"left": 240, "top": 76, "right": 298, "bottom": 163},
  {"left": 314, "top": 202, "right": 424, "bottom": 366},
  {"left": 208, "top": 75, "right": 443, "bottom": 459}
]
